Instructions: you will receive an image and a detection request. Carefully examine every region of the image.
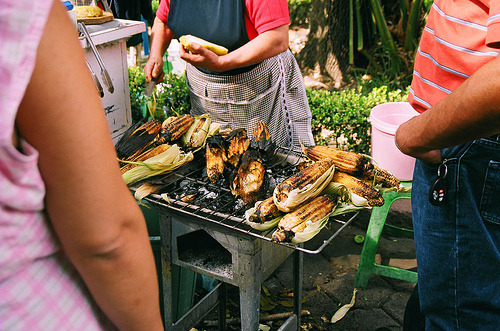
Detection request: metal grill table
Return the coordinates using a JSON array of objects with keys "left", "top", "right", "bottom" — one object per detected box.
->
[
  {"left": 159, "top": 208, "right": 293, "bottom": 330},
  {"left": 143, "top": 149, "right": 359, "bottom": 330}
]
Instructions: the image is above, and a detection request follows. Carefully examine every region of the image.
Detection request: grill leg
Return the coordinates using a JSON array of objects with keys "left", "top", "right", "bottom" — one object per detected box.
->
[
  {"left": 239, "top": 281, "right": 261, "bottom": 331},
  {"left": 293, "top": 247, "right": 304, "bottom": 329},
  {"left": 218, "top": 282, "right": 226, "bottom": 331},
  {"left": 159, "top": 214, "right": 175, "bottom": 328}
]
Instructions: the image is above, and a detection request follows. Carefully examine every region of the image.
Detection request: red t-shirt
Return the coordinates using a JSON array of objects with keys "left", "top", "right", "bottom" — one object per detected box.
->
[
  {"left": 156, "top": 0, "right": 290, "bottom": 41},
  {"left": 409, "top": 0, "right": 500, "bottom": 113}
]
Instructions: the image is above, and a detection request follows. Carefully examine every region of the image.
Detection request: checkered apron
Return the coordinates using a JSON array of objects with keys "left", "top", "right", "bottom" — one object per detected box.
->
[{"left": 187, "top": 49, "right": 315, "bottom": 149}]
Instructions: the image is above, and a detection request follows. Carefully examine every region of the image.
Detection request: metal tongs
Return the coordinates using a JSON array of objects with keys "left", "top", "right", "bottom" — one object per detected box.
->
[
  {"left": 85, "top": 59, "right": 104, "bottom": 98},
  {"left": 78, "top": 22, "right": 114, "bottom": 94}
]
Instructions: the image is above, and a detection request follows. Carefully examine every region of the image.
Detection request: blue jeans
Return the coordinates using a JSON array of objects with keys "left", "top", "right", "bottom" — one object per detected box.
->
[{"left": 412, "top": 135, "right": 500, "bottom": 330}]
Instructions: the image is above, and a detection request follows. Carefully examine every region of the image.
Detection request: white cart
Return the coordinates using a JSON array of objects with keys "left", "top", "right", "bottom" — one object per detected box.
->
[{"left": 79, "top": 19, "right": 146, "bottom": 143}]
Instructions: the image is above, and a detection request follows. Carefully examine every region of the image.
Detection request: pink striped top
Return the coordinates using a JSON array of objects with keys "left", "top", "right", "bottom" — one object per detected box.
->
[
  {"left": 0, "top": 0, "right": 114, "bottom": 329},
  {"left": 408, "top": 0, "right": 500, "bottom": 113}
]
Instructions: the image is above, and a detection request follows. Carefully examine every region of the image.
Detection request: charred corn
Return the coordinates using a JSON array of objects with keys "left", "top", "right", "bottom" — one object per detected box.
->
[
  {"left": 226, "top": 128, "right": 250, "bottom": 167},
  {"left": 301, "top": 144, "right": 372, "bottom": 177},
  {"left": 250, "top": 121, "right": 275, "bottom": 158},
  {"left": 206, "top": 135, "right": 227, "bottom": 183},
  {"left": 120, "top": 143, "right": 171, "bottom": 174},
  {"left": 332, "top": 171, "right": 384, "bottom": 207},
  {"left": 231, "top": 149, "right": 266, "bottom": 204},
  {"left": 160, "top": 114, "right": 194, "bottom": 143},
  {"left": 274, "top": 158, "right": 336, "bottom": 212},
  {"left": 115, "top": 119, "right": 162, "bottom": 161},
  {"left": 272, "top": 194, "right": 338, "bottom": 243},
  {"left": 363, "top": 164, "right": 400, "bottom": 188},
  {"left": 247, "top": 196, "right": 283, "bottom": 224}
]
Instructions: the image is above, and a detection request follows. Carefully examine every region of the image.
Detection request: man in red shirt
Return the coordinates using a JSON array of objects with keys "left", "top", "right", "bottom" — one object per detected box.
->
[{"left": 396, "top": 0, "right": 500, "bottom": 329}]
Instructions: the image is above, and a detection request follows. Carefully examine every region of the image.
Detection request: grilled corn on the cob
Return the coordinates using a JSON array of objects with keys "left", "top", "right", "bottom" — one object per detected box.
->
[
  {"left": 122, "top": 144, "right": 193, "bottom": 185},
  {"left": 272, "top": 194, "right": 338, "bottom": 243},
  {"left": 115, "top": 119, "right": 162, "bottom": 161},
  {"left": 206, "top": 135, "right": 228, "bottom": 183},
  {"left": 231, "top": 149, "right": 266, "bottom": 204},
  {"left": 250, "top": 121, "right": 275, "bottom": 159},
  {"left": 161, "top": 114, "right": 194, "bottom": 143},
  {"left": 226, "top": 128, "right": 250, "bottom": 167},
  {"left": 274, "top": 158, "right": 336, "bottom": 212},
  {"left": 247, "top": 196, "right": 283, "bottom": 224},
  {"left": 120, "top": 143, "right": 171, "bottom": 174},
  {"left": 181, "top": 114, "right": 212, "bottom": 149},
  {"left": 332, "top": 171, "right": 384, "bottom": 207},
  {"left": 302, "top": 144, "right": 372, "bottom": 177},
  {"left": 363, "top": 164, "right": 400, "bottom": 188}
]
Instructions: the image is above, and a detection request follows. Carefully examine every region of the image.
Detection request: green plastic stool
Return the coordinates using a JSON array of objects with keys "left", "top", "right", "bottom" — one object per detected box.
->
[{"left": 354, "top": 181, "right": 417, "bottom": 288}]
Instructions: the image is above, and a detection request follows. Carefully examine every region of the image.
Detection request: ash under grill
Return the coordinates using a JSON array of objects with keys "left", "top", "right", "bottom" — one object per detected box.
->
[{"left": 143, "top": 147, "right": 358, "bottom": 254}]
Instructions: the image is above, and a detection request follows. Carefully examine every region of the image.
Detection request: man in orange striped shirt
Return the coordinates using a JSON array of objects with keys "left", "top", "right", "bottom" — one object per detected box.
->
[{"left": 396, "top": 0, "right": 500, "bottom": 329}]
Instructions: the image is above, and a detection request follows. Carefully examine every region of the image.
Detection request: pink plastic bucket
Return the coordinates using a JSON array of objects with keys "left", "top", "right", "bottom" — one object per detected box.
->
[{"left": 369, "top": 102, "right": 420, "bottom": 181}]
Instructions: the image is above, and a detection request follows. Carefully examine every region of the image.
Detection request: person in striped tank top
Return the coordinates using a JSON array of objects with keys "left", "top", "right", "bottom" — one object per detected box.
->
[{"left": 395, "top": 1, "right": 500, "bottom": 329}]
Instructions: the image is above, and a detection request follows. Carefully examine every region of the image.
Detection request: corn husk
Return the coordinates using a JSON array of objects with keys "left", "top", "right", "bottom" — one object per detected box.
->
[
  {"left": 331, "top": 288, "right": 357, "bottom": 323},
  {"left": 244, "top": 201, "right": 283, "bottom": 231},
  {"left": 271, "top": 201, "right": 338, "bottom": 244},
  {"left": 207, "top": 121, "right": 221, "bottom": 137},
  {"left": 289, "top": 215, "right": 331, "bottom": 244},
  {"left": 122, "top": 144, "right": 193, "bottom": 185},
  {"left": 181, "top": 114, "right": 211, "bottom": 149},
  {"left": 322, "top": 182, "right": 370, "bottom": 208},
  {"left": 379, "top": 183, "right": 412, "bottom": 194},
  {"left": 134, "top": 183, "right": 161, "bottom": 202},
  {"left": 120, "top": 143, "right": 171, "bottom": 174},
  {"left": 181, "top": 115, "right": 222, "bottom": 153},
  {"left": 273, "top": 163, "right": 336, "bottom": 213}
]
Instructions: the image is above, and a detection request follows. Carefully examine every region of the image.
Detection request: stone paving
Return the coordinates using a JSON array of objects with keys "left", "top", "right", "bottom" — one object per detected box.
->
[{"left": 262, "top": 200, "right": 417, "bottom": 331}]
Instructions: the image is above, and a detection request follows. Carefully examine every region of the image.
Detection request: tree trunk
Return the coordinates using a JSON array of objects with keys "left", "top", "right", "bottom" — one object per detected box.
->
[{"left": 296, "top": 0, "right": 350, "bottom": 88}]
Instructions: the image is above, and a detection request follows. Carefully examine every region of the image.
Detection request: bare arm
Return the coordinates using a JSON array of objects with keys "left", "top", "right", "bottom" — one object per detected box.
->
[
  {"left": 395, "top": 55, "right": 500, "bottom": 163},
  {"left": 144, "top": 17, "right": 174, "bottom": 83},
  {"left": 15, "top": 2, "right": 163, "bottom": 330},
  {"left": 180, "top": 24, "right": 290, "bottom": 72}
]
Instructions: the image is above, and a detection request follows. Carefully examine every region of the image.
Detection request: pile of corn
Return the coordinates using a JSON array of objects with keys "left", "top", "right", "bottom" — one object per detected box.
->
[
  {"left": 204, "top": 121, "right": 276, "bottom": 206},
  {"left": 116, "top": 114, "right": 220, "bottom": 186},
  {"left": 244, "top": 144, "right": 404, "bottom": 244},
  {"left": 116, "top": 114, "right": 405, "bottom": 245}
]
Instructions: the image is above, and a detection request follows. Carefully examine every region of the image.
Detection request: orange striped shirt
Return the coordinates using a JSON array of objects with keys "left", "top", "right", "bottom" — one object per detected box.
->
[{"left": 409, "top": 0, "right": 500, "bottom": 113}]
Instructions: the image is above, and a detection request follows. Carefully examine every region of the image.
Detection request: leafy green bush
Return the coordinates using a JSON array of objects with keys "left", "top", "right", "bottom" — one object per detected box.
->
[
  {"left": 288, "top": 0, "right": 312, "bottom": 27},
  {"left": 128, "top": 66, "right": 148, "bottom": 123},
  {"left": 307, "top": 83, "right": 408, "bottom": 155},
  {"left": 128, "top": 67, "right": 191, "bottom": 123}
]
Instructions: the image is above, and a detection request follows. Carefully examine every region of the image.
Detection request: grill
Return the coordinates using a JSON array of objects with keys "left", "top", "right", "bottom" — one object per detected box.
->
[{"left": 140, "top": 146, "right": 359, "bottom": 330}]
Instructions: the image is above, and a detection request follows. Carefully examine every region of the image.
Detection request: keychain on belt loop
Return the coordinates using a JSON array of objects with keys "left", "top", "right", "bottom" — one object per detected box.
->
[{"left": 429, "top": 159, "right": 449, "bottom": 206}]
